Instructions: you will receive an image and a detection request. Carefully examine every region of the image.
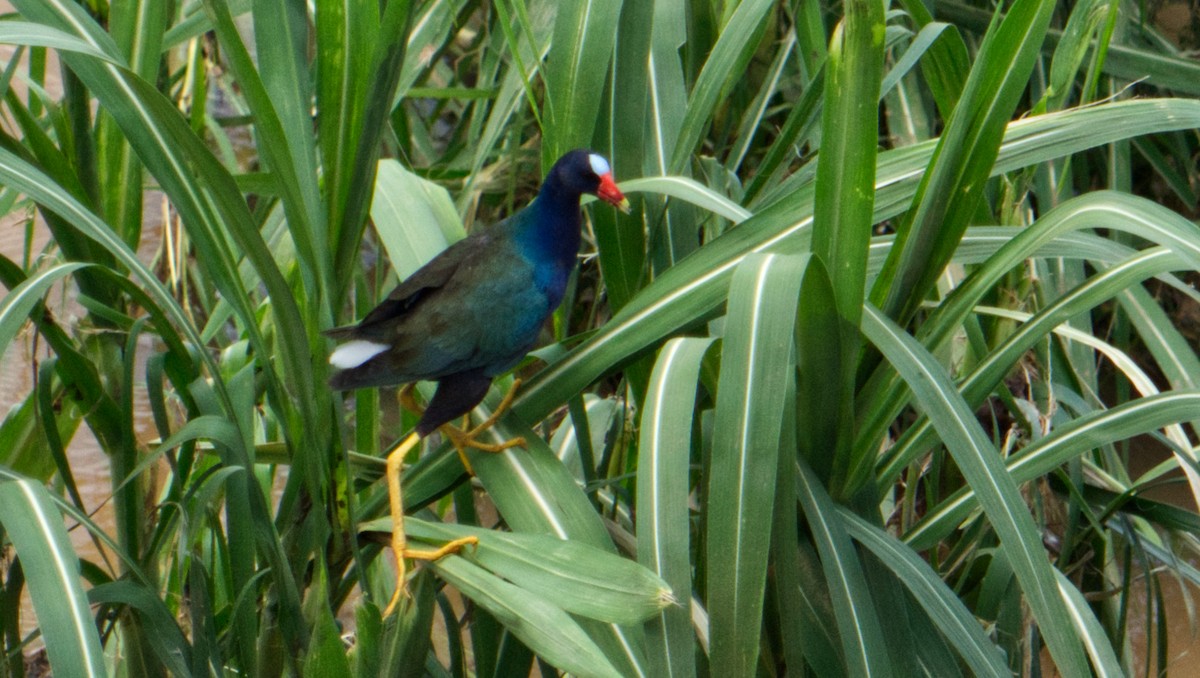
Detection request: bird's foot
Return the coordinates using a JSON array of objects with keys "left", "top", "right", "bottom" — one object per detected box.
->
[
  {"left": 382, "top": 432, "right": 480, "bottom": 617},
  {"left": 398, "top": 382, "right": 424, "bottom": 417},
  {"left": 440, "top": 379, "right": 527, "bottom": 474}
]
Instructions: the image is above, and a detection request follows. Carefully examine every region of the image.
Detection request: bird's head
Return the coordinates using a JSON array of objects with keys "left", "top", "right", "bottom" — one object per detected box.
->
[{"left": 550, "top": 150, "right": 631, "bottom": 214}]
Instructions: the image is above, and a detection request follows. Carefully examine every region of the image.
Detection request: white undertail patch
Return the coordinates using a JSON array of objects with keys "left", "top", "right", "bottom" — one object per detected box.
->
[
  {"left": 329, "top": 340, "right": 390, "bottom": 369},
  {"left": 588, "top": 153, "right": 611, "bottom": 177}
]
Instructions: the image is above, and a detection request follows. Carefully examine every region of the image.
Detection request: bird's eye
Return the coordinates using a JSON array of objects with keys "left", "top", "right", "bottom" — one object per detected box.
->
[{"left": 588, "top": 154, "right": 611, "bottom": 177}]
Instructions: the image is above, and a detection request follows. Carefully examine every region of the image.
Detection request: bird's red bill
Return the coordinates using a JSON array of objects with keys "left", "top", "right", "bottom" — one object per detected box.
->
[{"left": 597, "top": 173, "right": 631, "bottom": 213}]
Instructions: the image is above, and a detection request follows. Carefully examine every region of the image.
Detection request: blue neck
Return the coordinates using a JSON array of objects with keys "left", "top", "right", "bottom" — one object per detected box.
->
[
  {"left": 511, "top": 180, "right": 583, "bottom": 310},
  {"left": 514, "top": 184, "right": 583, "bottom": 270}
]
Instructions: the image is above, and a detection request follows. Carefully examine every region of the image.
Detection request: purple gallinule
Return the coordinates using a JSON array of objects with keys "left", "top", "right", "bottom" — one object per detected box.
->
[{"left": 327, "top": 150, "right": 630, "bottom": 614}]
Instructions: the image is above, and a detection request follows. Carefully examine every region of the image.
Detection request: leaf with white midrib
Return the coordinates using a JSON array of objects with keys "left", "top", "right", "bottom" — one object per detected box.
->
[
  {"left": 638, "top": 337, "right": 713, "bottom": 678},
  {"left": 707, "top": 253, "right": 806, "bottom": 677},
  {"left": 862, "top": 304, "right": 1090, "bottom": 675}
]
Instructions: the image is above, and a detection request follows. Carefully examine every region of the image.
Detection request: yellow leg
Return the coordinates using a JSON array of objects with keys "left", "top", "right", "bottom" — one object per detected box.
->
[
  {"left": 441, "top": 379, "right": 528, "bottom": 473},
  {"left": 398, "top": 383, "right": 422, "bottom": 416},
  {"left": 382, "top": 432, "right": 479, "bottom": 617}
]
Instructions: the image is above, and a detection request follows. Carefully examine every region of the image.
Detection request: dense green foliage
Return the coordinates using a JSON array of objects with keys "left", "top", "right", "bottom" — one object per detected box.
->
[{"left": 1, "top": 0, "right": 1199, "bottom": 675}]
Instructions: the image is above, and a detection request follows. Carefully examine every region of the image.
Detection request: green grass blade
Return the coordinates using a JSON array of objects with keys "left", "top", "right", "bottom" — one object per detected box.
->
[
  {"left": 0, "top": 21, "right": 118, "bottom": 62},
  {"left": 615, "top": 176, "right": 752, "bottom": 223},
  {"left": 590, "top": 0, "right": 653, "bottom": 313},
  {"left": 871, "top": 194, "right": 1200, "bottom": 484},
  {"left": 862, "top": 304, "right": 1091, "bottom": 674},
  {"left": 0, "top": 479, "right": 106, "bottom": 676},
  {"left": 645, "top": 0, "right": 686, "bottom": 179},
  {"left": 668, "top": 0, "right": 774, "bottom": 173},
  {"left": 542, "top": 0, "right": 622, "bottom": 165},
  {"left": 871, "top": 0, "right": 1055, "bottom": 323},
  {"left": 0, "top": 263, "right": 89, "bottom": 354},
  {"left": 207, "top": 0, "right": 327, "bottom": 297},
  {"left": 393, "top": 0, "right": 469, "bottom": 100},
  {"left": 15, "top": 0, "right": 311, "bottom": 416},
  {"left": 794, "top": 258, "right": 841, "bottom": 484},
  {"left": 792, "top": 462, "right": 893, "bottom": 677},
  {"left": 88, "top": 581, "right": 192, "bottom": 676},
  {"left": 638, "top": 337, "right": 713, "bottom": 678},
  {"left": 726, "top": 30, "right": 795, "bottom": 173},
  {"left": 5, "top": 6, "right": 311, "bottom": 656},
  {"left": 314, "top": 0, "right": 373, "bottom": 265},
  {"left": 837, "top": 507, "right": 1011, "bottom": 675},
  {"left": 810, "top": 0, "right": 884, "bottom": 492},
  {"left": 1055, "top": 571, "right": 1124, "bottom": 676},
  {"left": 163, "top": 0, "right": 251, "bottom": 49},
  {"left": 370, "top": 159, "right": 465, "bottom": 279},
  {"left": 937, "top": 1, "right": 1200, "bottom": 96},
  {"left": 102, "top": 0, "right": 167, "bottom": 247},
  {"left": 400, "top": 518, "right": 671, "bottom": 625},
  {"left": 862, "top": 192, "right": 1200, "bottom": 480},
  {"left": 455, "top": 2, "right": 552, "bottom": 210},
  {"left": 707, "top": 253, "right": 806, "bottom": 677},
  {"left": 330, "top": 0, "right": 412, "bottom": 299},
  {"left": 909, "top": 390, "right": 1200, "bottom": 548},
  {"left": 1119, "top": 284, "right": 1200, "bottom": 435},
  {"left": 431, "top": 555, "right": 624, "bottom": 678}
]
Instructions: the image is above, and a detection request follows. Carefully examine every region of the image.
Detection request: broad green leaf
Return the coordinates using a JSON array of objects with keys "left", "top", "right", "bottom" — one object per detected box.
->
[
  {"left": 907, "top": 388, "right": 1200, "bottom": 548},
  {"left": 371, "top": 159, "right": 466, "bottom": 279},
  {"left": 811, "top": 0, "right": 884, "bottom": 493},
  {"left": 638, "top": 337, "right": 713, "bottom": 678},
  {"left": 838, "top": 507, "right": 1011, "bottom": 676},
  {"left": 442, "top": 390, "right": 650, "bottom": 675},
  {"left": 0, "top": 21, "right": 118, "bottom": 62},
  {"left": 870, "top": 0, "right": 1055, "bottom": 323},
  {"left": 0, "top": 478, "right": 106, "bottom": 676},
  {"left": 397, "top": 517, "right": 672, "bottom": 625},
  {"left": 542, "top": 0, "right": 622, "bottom": 165},
  {"left": 431, "top": 555, "right": 624, "bottom": 678},
  {"left": 793, "top": 462, "right": 893, "bottom": 677},
  {"left": 707, "top": 253, "right": 806, "bottom": 677},
  {"left": 862, "top": 305, "right": 1090, "bottom": 674},
  {"left": 0, "top": 263, "right": 88, "bottom": 355},
  {"left": 614, "top": 176, "right": 752, "bottom": 224},
  {"left": 668, "top": 0, "right": 774, "bottom": 173}
]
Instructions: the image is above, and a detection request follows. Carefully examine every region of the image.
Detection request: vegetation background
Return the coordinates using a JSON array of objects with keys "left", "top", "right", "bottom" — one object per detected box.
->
[{"left": 1, "top": 0, "right": 1199, "bottom": 675}]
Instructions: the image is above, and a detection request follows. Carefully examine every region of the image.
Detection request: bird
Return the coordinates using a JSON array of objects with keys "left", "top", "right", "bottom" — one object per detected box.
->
[{"left": 326, "top": 149, "right": 630, "bottom": 614}]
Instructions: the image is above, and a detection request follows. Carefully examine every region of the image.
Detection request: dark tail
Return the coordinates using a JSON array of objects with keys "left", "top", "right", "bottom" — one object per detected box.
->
[
  {"left": 329, "top": 363, "right": 393, "bottom": 391},
  {"left": 322, "top": 324, "right": 359, "bottom": 341}
]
